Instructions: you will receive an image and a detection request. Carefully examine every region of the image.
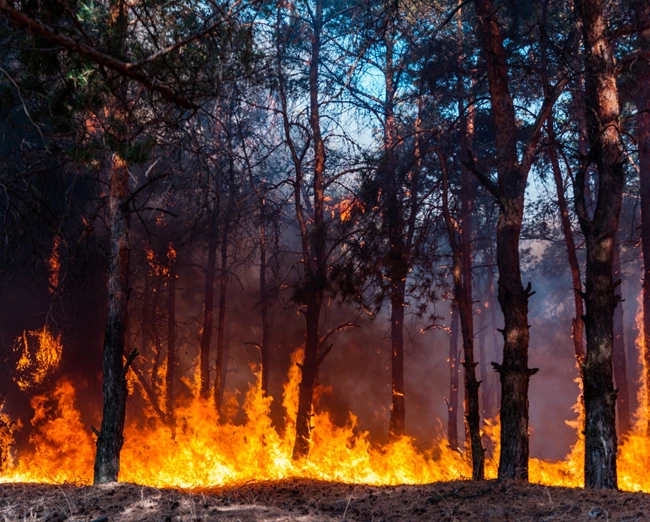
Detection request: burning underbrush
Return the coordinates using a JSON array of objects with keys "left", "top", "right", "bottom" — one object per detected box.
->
[{"left": 1, "top": 328, "right": 650, "bottom": 494}]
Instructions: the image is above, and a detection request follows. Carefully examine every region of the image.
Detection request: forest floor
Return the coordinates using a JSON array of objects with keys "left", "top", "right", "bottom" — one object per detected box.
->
[{"left": 1, "top": 478, "right": 649, "bottom": 522}]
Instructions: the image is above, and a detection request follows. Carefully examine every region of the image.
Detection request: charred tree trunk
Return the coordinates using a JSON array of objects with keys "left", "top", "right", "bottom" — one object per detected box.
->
[
  {"left": 448, "top": 301, "right": 460, "bottom": 449},
  {"left": 165, "top": 245, "right": 176, "bottom": 422},
  {"left": 613, "top": 242, "right": 631, "bottom": 435},
  {"left": 94, "top": 151, "right": 132, "bottom": 485},
  {"left": 631, "top": 0, "right": 650, "bottom": 437},
  {"left": 574, "top": 0, "right": 624, "bottom": 490},
  {"left": 199, "top": 202, "right": 219, "bottom": 399}
]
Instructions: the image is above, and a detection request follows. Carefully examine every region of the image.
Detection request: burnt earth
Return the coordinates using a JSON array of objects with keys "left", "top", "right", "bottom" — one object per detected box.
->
[{"left": 1, "top": 479, "right": 649, "bottom": 521}]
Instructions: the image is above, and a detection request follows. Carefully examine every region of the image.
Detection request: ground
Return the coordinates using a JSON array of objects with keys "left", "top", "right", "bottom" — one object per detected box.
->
[{"left": 1, "top": 479, "right": 649, "bottom": 521}]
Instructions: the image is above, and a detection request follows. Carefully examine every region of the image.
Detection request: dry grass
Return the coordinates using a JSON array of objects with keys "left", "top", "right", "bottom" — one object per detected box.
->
[{"left": 1, "top": 479, "right": 649, "bottom": 521}]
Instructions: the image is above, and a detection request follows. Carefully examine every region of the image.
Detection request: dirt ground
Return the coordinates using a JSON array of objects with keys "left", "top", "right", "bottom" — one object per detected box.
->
[{"left": 1, "top": 479, "right": 649, "bottom": 521}]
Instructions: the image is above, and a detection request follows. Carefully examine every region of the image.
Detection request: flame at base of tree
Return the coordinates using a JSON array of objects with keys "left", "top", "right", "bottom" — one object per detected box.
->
[{"left": 3, "top": 343, "right": 650, "bottom": 491}]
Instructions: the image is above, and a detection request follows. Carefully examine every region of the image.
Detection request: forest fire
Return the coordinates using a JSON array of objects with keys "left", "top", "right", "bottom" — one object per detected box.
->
[
  {"left": 0, "top": 325, "right": 649, "bottom": 493},
  {"left": 5, "top": 0, "right": 650, "bottom": 519}
]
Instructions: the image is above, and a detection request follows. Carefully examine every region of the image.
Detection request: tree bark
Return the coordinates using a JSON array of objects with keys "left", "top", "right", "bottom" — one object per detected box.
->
[
  {"left": 448, "top": 301, "right": 460, "bottom": 449},
  {"left": 199, "top": 201, "right": 219, "bottom": 399},
  {"left": 574, "top": 0, "right": 624, "bottom": 490},
  {"left": 613, "top": 241, "right": 631, "bottom": 435}
]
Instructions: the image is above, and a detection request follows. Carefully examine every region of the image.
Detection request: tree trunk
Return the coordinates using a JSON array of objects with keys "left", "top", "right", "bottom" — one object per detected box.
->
[
  {"left": 631, "top": 0, "right": 650, "bottom": 437},
  {"left": 474, "top": 0, "right": 538, "bottom": 480},
  {"left": 150, "top": 276, "right": 163, "bottom": 391},
  {"left": 613, "top": 241, "right": 631, "bottom": 435},
  {"left": 291, "top": 0, "right": 328, "bottom": 460},
  {"left": 259, "top": 197, "right": 271, "bottom": 396},
  {"left": 541, "top": 0, "right": 586, "bottom": 370},
  {"left": 448, "top": 301, "right": 460, "bottom": 449},
  {"left": 546, "top": 115, "right": 586, "bottom": 369},
  {"left": 94, "top": 150, "right": 131, "bottom": 485},
  {"left": 214, "top": 217, "right": 230, "bottom": 414},
  {"left": 165, "top": 244, "right": 176, "bottom": 422},
  {"left": 487, "top": 252, "right": 501, "bottom": 412},
  {"left": 478, "top": 301, "right": 492, "bottom": 421},
  {"left": 458, "top": 62, "right": 483, "bottom": 479},
  {"left": 141, "top": 267, "right": 151, "bottom": 358},
  {"left": 574, "top": 0, "right": 624, "bottom": 490},
  {"left": 199, "top": 202, "right": 219, "bottom": 398},
  {"left": 292, "top": 299, "right": 322, "bottom": 459},
  {"left": 388, "top": 283, "right": 406, "bottom": 438},
  {"left": 640, "top": 97, "right": 650, "bottom": 437},
  {"left": 440, "top": 137, "right": 484, "bottom": 478},
  {"left": 381, "top": 0, "right": 408, "bottom": 441}
]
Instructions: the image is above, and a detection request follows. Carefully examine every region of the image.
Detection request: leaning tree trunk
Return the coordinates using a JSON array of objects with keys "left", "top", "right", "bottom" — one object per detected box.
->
[
  {"left": 613, "top": 241, "right": 631, "bottom": 435},
  {"left": 546, "top": 119, "right": 586, "bottom": 369},
  {"left": 199, "top": 202, "right": 219, "bottom": 398},
  {"left": 448, "top": 301, "right": 460, "bottom": 449},
  {"left": 574, "top": 0, "right": 624, "bottom": 490},
  {"left": 165, "top": 245, "right": 177, "bottom": 423},
  {"left": 540, "top": 0, "right": 586, "bottom": 372},
  {"left": 94, "top": 150, "right": 132, "bottom": 485},
  {"left": 631, "top": 0, "right": 650, "bottom": 436}
]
